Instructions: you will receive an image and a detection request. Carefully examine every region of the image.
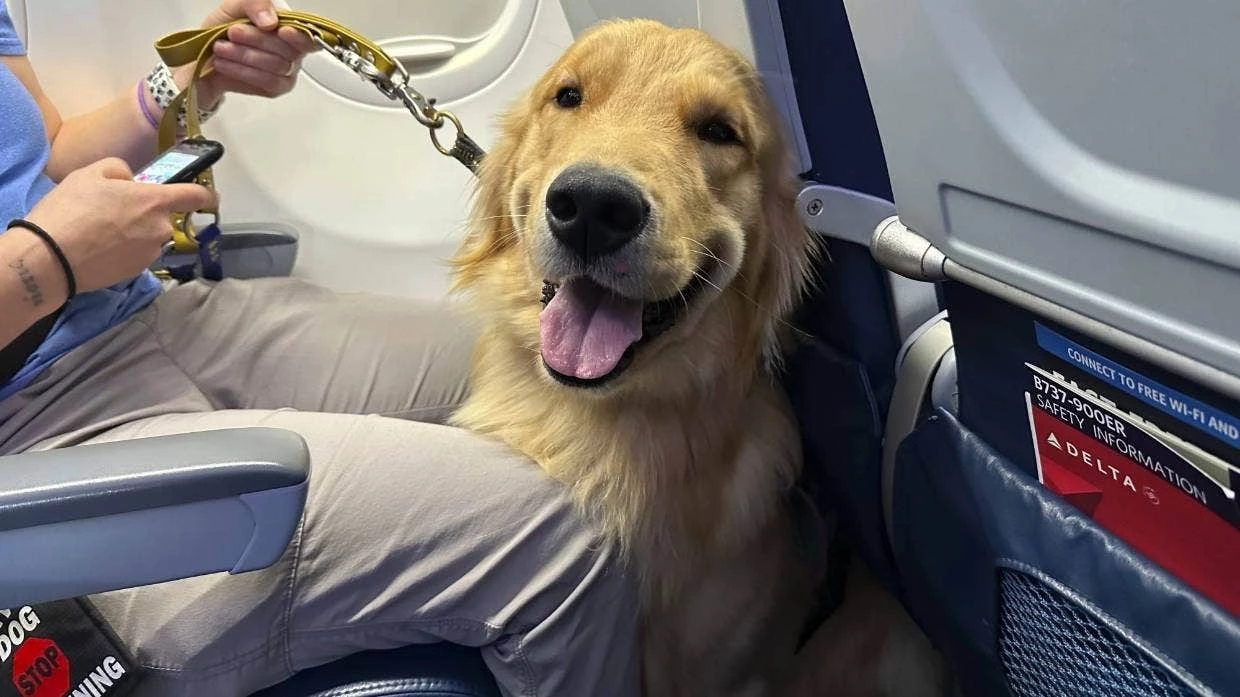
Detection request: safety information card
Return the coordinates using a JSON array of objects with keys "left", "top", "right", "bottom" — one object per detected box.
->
[{"left": 1025, "top": 323, "right": 1240, "bottom": 616}]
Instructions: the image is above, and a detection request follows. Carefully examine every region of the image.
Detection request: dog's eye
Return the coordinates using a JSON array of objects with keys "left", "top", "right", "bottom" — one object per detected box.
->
[
  {"left": 696, "top": 120, "right": 741, "bottom": 146},
  {"left": 555, "top": 86, "right": 583, "bottom": 109}
]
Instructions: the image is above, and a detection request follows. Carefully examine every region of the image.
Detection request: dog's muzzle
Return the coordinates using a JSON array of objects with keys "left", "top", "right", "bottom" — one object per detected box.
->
[
  {"left": 537, "top": 267, "right": 709, "bottom": 388},
  {"left": 544, "top": 164, "right": 650, "bottom": 265}
]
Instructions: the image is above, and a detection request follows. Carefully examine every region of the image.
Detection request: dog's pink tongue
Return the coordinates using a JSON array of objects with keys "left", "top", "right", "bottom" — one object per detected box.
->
[{"left": 540, "top": 278, "right": 643, "bottom": 380}]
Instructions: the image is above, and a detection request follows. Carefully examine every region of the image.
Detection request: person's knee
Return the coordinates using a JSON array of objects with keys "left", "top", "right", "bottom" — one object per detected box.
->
[
  {"left": 478, "top": 475, "right": 640, "bottom": 696},
  {"left": 461, "top": 447, "right": 634, "bottom": 612},
  {"left": 530, "top": 481, "right": 635, "bottom": 615}
]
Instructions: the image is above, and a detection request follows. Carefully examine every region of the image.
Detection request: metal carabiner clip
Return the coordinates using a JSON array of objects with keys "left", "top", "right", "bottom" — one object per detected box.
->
[
  {"left": 304, "top": 27, "right": 484, "bottom": 170},
  {"left": 392, "top": 77, "right": 446, "bottom": 129}
]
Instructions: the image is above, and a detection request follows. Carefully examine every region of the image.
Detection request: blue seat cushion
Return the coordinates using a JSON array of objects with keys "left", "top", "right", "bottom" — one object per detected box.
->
[{"left": 250, "top": 643, "right": 500, "bottom": 697}]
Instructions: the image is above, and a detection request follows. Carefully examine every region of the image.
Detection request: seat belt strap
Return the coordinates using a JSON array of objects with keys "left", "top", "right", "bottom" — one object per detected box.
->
[{"left": 881, "top": 317, "right": 954, "bottom": 548}]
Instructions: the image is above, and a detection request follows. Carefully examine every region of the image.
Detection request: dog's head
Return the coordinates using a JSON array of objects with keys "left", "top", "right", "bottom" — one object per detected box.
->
[{"left": 453, "top": 19, "right": 814, "bottom": 396}]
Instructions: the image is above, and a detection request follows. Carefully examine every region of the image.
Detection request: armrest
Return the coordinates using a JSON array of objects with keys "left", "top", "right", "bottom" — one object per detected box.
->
[
  {"left": 796, "top": 183, "right": 942, "bottom": 342},
  {"left": 151, "top": 224, "right": 299, "bottom": 279},
  {"left": 0, "top": 427, "right": 309, "bottom": 607}
]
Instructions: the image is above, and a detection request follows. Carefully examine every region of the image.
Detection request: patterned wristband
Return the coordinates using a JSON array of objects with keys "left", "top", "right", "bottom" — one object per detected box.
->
[{"left": 143, "top": 62, "right": 222, "bottom": 130}]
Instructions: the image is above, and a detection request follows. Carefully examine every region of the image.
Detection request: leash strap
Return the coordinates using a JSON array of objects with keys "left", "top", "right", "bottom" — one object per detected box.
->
[{"left": 152, "top": 10, "right": 486, "bottom": 270}]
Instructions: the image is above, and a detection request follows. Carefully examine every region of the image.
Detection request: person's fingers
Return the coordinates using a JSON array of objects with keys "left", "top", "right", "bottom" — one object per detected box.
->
[
  {"left": 239, "top": 0, "right": 278, "bottom": 29},
  {"left": 202, "top": 0, "right": 276, "bottom": 30},
  {"left": 214, "top": 38, "right": 295, "bottom": 76},
  {"left": 156, "top": 183, "right": 220, "bottom": 213},
  {"left": 227, "top": 23, "right": 299, "bottom": 62},
  {"left": 93, "top": 157, "right": 135, "bottom": 180},
  {"left": 211, "top": 56, "right": 296, "bottom": 97},
  {"left": 279, "top": 26, "right": 318, "bottom": 55}
]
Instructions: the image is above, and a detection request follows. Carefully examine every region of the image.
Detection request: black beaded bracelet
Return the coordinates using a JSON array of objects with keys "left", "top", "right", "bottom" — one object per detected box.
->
[{"left": 6, "top": 218, "right": 77, "bottom": 300}]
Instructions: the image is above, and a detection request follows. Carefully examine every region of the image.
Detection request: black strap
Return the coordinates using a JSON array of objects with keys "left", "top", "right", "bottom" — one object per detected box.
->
[
  {"left": 0, "top": 309, "right": 60, "bottom": 387},
  {"left": 2, "top": 219, "right": 72, "bottom": 388},
  {"left": 7, "top": 219, "right": 76, "bottom": 300}
]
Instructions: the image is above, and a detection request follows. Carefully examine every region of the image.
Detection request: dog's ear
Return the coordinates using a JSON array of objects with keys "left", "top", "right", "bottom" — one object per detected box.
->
[
  {"left": 450, "top": 103, "right": 526, "bottom": 291},
  {"left": 751, "top": 112, "right": 819, "bottom": 369}
]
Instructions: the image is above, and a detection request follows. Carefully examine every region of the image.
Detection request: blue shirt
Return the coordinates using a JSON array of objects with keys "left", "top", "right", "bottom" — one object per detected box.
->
[{"left": 0, "top": 2, "right": 162, "bottom": 401}]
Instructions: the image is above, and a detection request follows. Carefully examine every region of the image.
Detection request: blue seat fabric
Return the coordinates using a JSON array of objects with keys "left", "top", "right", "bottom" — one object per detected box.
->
[{"left": 250, "top": 643, "right": 500, "bottom": 697}]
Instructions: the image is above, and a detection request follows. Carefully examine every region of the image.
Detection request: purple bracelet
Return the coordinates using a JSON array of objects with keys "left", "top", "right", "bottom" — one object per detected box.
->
[{"left": 136, "top": 80, "right": 159, "bottom": 129}]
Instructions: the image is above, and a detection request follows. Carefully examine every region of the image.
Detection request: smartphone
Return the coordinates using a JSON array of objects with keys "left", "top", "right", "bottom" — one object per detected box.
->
[{"left": 133, "top": 138, "right": 224, "bottom": 184}]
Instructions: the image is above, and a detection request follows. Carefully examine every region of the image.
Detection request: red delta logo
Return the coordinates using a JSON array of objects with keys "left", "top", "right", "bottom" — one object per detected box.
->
[
  {"left": 11, "top": 638, "right": 68, "bottom": 697},
  {"left": 1029, "top": 403, "right": 1240, "bottom": 618},
  {"left": 1042, "top": 430, "right": 1138, "bottom": 494}
]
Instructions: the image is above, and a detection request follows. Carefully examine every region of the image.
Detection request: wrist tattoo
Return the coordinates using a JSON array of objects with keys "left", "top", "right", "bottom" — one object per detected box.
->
[{"left": 8, "top": 258, "right": 44, "bottom": 307}]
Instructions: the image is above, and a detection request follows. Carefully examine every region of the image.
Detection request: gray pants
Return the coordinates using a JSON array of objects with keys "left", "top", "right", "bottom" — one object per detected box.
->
[{"left": 0, "top": 278, "right": 639, "bottom": 697}]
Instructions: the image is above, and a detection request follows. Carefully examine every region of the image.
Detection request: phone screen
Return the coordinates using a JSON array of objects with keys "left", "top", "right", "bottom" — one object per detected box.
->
[{"left": 134, "top": 150, "right": 201, "bottom": 184}]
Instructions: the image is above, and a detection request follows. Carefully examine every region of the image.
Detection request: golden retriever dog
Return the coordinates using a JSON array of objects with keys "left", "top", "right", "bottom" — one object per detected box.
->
[{"left": 449, "top": 17, "right": 943, "bottom": 696}]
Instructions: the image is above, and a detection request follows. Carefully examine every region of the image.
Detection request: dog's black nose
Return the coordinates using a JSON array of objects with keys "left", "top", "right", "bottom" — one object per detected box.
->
[{"left": 545, "top": 165, "right": 649, "bottom": 263}]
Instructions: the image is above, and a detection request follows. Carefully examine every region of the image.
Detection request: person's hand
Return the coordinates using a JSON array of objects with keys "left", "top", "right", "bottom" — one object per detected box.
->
[
  {"left": 21, "top": 158, "right": 217, "bottom": 294},
  {"left": 181, "top": 0, "right": 317, "bottom": 107}
]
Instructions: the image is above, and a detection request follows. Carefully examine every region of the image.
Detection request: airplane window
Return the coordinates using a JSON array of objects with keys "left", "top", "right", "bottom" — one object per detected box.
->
[
  {"left": 290, "top": 0, "right": 507, "bottom": 43},
  {"left": 559, "top": 0, "right": 698, "bottom": 36}
]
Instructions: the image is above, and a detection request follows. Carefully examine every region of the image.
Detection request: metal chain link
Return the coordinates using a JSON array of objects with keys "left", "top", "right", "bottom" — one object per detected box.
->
[{"left": 308, "top": 32, "right": 484, "bottom": 172}]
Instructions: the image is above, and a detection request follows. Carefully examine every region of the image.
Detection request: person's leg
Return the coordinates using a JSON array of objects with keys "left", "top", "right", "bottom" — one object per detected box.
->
[
  {"left": 0, "top": 286, "right": 640, "bottom": 697},
  {"left": 146, "top": 277, "right": 480, "bottom": 421},
  {"left": 0, "top": 299, "right": 212, "bottom": 454},
  {"left": 1, "top": 276, "right": 476, "bottom": 452},
  {"left": 80, "top": 409, "right": 640, "bottom": 697}
]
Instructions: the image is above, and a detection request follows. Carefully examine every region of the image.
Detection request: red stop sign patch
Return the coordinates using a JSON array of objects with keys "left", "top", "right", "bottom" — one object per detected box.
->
[{"left": 11, "top": 638, "right": 69, "bottom": 697}]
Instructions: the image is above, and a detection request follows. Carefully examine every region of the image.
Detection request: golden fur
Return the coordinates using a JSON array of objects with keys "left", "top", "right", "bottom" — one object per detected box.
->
[{"left": 448, "top": 18, "right": 940, "bottom": 696}]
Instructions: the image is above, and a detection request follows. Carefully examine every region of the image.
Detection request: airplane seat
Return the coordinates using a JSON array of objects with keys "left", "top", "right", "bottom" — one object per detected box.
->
[
  {"left": 846, "top": 0, "right": 1240, "bottom": 694},
  {"left": 0, "top": 425, "right": 502, "bottom": 697},
  {"left": 255, "top": 0, "right": 943, "bottom": 689},
  {"left": 249, "top": 643, "right": 500, "bottom": 697},
  {"left": 776, "top": 0, "right": 942, "bottom": 616},
  {"left": 0, "top": 1, "right": 940, "bottom": 693}
]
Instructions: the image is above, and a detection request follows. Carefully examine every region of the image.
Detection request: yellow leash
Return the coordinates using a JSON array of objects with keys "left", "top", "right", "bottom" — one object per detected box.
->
[{"left": 152, "top": 10, "right": 485, "bottom": 260}]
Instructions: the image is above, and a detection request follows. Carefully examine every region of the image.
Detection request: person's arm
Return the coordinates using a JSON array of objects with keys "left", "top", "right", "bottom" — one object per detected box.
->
[
  {"left": 0, "top": 226, "right": 68, "bottom": 349},
  {"left": 0, "top": 158, "right": 217, "bottom": 348},
  {"left": 1, "top": 0, "right": 311, "bottom": 348},
  {"left": 0, "top": 0, "right": 313, "bottom": 349},
  {"left": 6, "top": 0, "right": 314, "bottom": 181}
]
